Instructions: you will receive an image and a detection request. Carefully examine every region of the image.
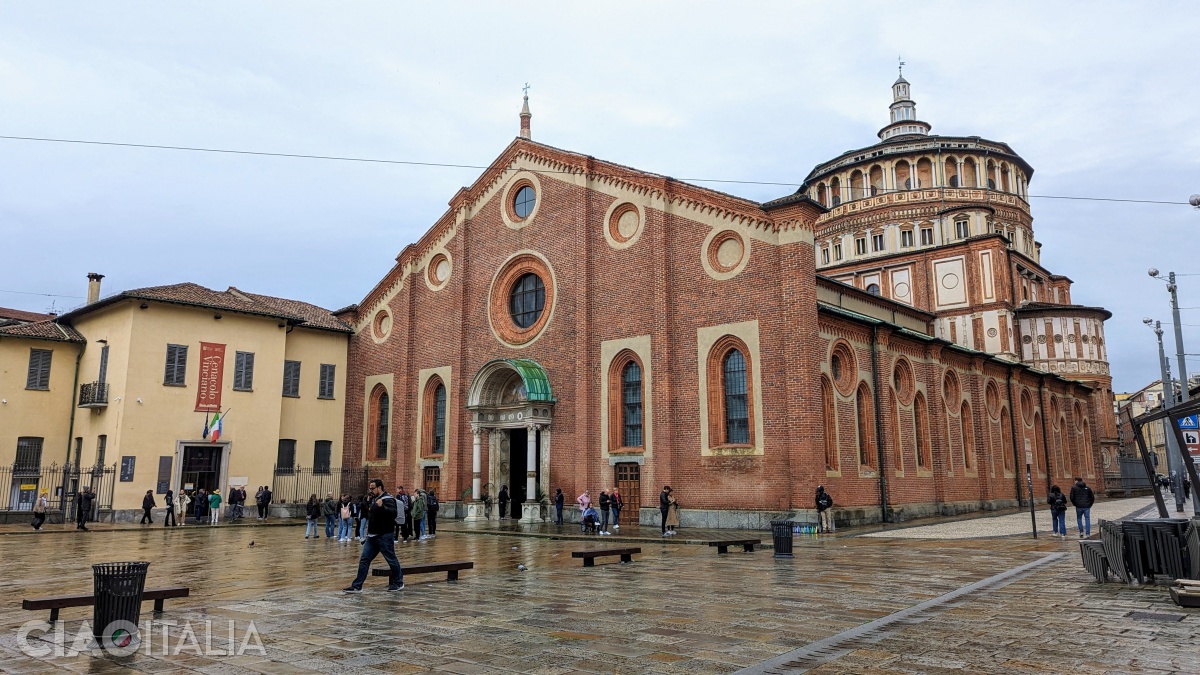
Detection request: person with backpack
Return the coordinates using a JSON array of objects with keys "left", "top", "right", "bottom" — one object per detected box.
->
[
  {"left": 816, "top": 485, "right": 834, "bottom": 534},
  {"left": 338, "top": 494, "right": 354, "bottom": 542},
  {"left": 1047, "top": 485, "right": 1069, "bottom": 538},
  {"left": 343, "top": 478, "right": 403, "bottom": 593},
  {"left": 1069, "top": 477, "right": 1096, "bottom": 538},
  {"left": 394, "top": 485, "right": 411, "bottom": 542},
  {"left": 426, "top": 489, "right": 439, "bottom": 537},
  {"left": 140, "top": 489, "right": 156, "bottom": 524},
  {"left": 305, "top": 494, "right": 321, "bottom": 539}
]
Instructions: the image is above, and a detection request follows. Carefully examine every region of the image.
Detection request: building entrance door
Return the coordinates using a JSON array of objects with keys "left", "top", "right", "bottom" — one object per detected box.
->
[
  {"left": 615, "top": 462, "right": 640, "bottom": 526},
  {"left": 506, "top": 428, "right": 541, "bottom": 519},
  {"left": 181, "top": 446, "right": 222, "bottom": 494}
]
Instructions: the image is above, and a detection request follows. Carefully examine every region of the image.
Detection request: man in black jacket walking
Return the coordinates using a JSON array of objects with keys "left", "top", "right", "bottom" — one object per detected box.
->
[
  {"left": 75, "top": 487, "right": 94, "bottom": 531},
  {"left": 1068, "top": 477, "right": 1095, "bottom": 538},
  {"left": 344, "top": 478, "right": 404, "bottom": 593},
  {"left": 659, "top": 486, "right": 671, "bottom": 534}
]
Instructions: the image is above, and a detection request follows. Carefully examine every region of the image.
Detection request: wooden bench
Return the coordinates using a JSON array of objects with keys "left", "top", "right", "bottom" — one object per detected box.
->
[
  {"left": 22, "top": 586, "right": 190, "bottom": 624},
  {"left": 571, "top": 547, "right": 641, "bottom": 567},
  {"left": 373, "top": 560, "right": 473, "bottom": 582},
  {"left": 1079, "top": 540, "right": 1110, "bottom": 583},
  {"left": 708, "top": 539, "right": 760, "bottom": 554}
]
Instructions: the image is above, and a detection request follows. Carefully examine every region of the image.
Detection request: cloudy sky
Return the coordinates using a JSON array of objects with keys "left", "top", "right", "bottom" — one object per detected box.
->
[{"left": 2, "top": 2, "right": 1198, "bottom": 391}]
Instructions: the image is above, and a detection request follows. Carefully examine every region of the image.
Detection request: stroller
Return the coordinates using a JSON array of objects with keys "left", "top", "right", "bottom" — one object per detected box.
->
[{"left": 580, "top": 506, "right": 599, "bottom": 534}]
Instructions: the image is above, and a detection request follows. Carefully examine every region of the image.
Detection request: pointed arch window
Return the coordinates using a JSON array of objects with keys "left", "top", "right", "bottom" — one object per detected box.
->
[
  {"left": 622, "top": 361, "right": 644, "bottom": 448},
  {"left": 706, "top": 336, "right": 756, "bottom": 448},
  {"left": 723, "top": 350, "right": 750, "bottom": 444},
  {"left": 369, "top": 386, "right": 390, "bottom": 460},
  {"left": 821, "top": 377, "right": 838, "bottom": 471},
  {"left": 914, "top": 392, "right": 930, "bottom": 469},
  {"left": 432, "top": 384, "right": 447, "bottom": 454},
  {"left": 961, "top": 401, "right": 975, "bottom": 470},
  {"left": 856, "top": 383, "right": 876, "bottom": 468}
]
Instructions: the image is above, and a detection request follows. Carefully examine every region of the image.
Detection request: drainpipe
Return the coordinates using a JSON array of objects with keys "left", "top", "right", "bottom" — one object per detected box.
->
[
  {"left": 1006, "top": 369, "right": 1023, "bottom": 506},
  {"left": 62, "top": 339, "right": 85, "bottom": 509},
  {"left": 871, "top": 324, "right": 889, "bottom": 522}
]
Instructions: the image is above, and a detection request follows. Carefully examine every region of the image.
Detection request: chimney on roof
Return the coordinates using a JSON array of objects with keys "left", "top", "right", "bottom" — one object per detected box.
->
[
  {"left": 519, "top": 84, "right": 531, "bottom": 140},
  {"left": 86, "top": 273, "right": 104, "bottom": 305}
]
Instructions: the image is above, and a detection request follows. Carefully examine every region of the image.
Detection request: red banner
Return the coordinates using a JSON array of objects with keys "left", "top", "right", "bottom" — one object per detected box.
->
[{"left": 195, "top": 342, "right": 226, "bottom": 412}]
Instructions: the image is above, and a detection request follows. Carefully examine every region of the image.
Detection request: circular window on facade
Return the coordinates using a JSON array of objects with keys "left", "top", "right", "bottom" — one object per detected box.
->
[
  {"left": 708, "top": 231, "right": 746, "bottom": 273},
  {"left": 513, "top": 185, "right": 536, "bottom": 219},
  {"left": 830, "top": 342, "right": 857, "bottom": 396},
  {"left": 426, "top": 252, "right": 451, "bottom": 289},
  {"left": 607, "top": 202, "right": 643, "bottom": 246},
  {"left": 509, "top": 273, "right": 545, "bottom": 328},
  {"left": 943, "top": 370, "right": 960, "bottom": 405},
  {"left": 489, "top": 252, "right": 555, "bottom": 346},
  {"left": 372, "top": 310, "right": 391, "bottom": 340}
]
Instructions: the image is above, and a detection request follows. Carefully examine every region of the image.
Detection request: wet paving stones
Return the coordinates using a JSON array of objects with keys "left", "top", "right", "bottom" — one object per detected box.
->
[{"left": 0, "top": 498, "right": 1196, "bottom": 673}]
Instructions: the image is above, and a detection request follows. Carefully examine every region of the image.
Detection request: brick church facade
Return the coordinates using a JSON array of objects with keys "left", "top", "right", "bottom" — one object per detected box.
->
[{"left": 338, "top": 77, "right": 1112, "bottom": 527}]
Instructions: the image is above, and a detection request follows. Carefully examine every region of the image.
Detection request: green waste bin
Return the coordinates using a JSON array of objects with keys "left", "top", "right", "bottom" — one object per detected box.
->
[{"left": 92, "top": 561, "right": 150, "bottom": 650}]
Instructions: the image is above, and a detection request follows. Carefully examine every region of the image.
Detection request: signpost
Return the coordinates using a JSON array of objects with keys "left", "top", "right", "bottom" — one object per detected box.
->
[{"left": 1180, "top": 415, "right": 1200, "bottom": 459}]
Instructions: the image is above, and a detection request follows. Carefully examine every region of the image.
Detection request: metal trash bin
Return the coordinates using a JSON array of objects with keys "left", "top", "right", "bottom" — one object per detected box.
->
[
  {"left": 771, "top": 520, "right": 795, "bottom": 558},
  {"left": 92, "top": 561, "right": 150, "bottom": 649}
]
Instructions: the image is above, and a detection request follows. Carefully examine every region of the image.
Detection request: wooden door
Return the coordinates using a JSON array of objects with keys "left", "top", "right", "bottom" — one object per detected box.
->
[{"left": 614, "top": 462, "right": 640, "bottom": 526}]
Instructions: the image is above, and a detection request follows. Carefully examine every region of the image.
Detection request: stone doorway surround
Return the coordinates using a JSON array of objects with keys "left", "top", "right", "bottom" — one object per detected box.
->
[{"left": 465, "top": 359, "right": 554, "bottom": 523}]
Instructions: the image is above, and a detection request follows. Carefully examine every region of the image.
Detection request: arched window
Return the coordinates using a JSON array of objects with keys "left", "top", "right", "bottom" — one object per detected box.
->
[
  {"left": 723, "top": 350, "right": 750, "bottom": 445},
  {"left": 1033, "top": 412, "right": 1045, "bottom": 475},
  {"left": 608, "top": 351, "right": 647, "bottom": 452},
  {"left": 1001, "top": 408, "right": 1014, "bottom": 473},
  {"left": 707, "top": 336, "right": 755, "bottom": 448},
  {"left": 830, "top": 176, "right": 842, "bottom": 206},
  {"left": 856, "top": 383, "right": 875, "bottom": 467},
  {"left": 892, "top": 389, "right": 905, "bottom": 473},
  {"left": 432, "top": 384, "right": 446, "bottom": 454},
  {"left": 821, "top": 377, "right": 838, "bottom": 471},
  {"left": 866, "top": 283, "right": 881, "bottom": 296},
  {"left": 621, "top": 361, "right": 643, "bottom": 448},
  {"left": 915, "top": 392, "right": 930, "bottom": 469},
  {"left": 817, "top": 183, "right": 827, "bottom": 206},
  {"left": 370, "top": 386, "right": 390, "bottom": 460},
  {"left": 895, "top": 161, "right": 911, "bottom": 192},
  {"left": 961, "top": 401, "right": 975, "bottom": 470}
]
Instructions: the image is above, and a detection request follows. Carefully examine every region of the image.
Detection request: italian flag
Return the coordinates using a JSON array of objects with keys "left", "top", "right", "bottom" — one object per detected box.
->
[{"left": 210, "top": 411, "right": 223, "bottom": 443}]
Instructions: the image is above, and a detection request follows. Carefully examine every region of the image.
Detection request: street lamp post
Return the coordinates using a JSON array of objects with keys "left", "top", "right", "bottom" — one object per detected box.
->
[{"left": 1144, "top": 317, "right": 1185, "bottom": 512}]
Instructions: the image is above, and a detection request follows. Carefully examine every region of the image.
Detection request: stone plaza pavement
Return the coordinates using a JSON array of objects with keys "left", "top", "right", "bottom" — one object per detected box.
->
[{"left": 0, "top": 497, "right": 1195, "bottom": 674}]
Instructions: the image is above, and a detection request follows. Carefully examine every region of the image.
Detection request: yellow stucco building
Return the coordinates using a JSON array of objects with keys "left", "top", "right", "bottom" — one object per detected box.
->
[{"left": 0, "top": 275, "right": 349, "bottom": 521}]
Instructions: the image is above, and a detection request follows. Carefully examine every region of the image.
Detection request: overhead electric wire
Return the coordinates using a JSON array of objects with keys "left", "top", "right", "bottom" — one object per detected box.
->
[
  {"left": 0, "top": 133, "right": 1194, "bottom": 202},
  {"left": 0, "top": 288, "right": 84, "bottom": 299}
]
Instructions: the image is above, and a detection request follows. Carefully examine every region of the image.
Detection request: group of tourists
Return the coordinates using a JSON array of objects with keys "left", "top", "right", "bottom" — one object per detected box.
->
[
  {"left": 570, "top": 486, "right": 627, "bottom": 535},
  {"left": 306, "top": 485, "right": 440, "bottom": 545},
  {"left": 1047, "top": 477, "right": 1096, "bottom": 538}
]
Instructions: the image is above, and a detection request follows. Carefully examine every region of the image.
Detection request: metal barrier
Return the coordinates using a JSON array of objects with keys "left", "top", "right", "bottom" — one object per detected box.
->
[{"left": 271, "top": 465, "right": 369, "bottom": 504}]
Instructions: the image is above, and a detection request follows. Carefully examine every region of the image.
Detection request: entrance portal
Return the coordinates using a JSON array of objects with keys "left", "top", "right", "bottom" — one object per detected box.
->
[
  {"left": 466, "top": 359, "right": 555, "bottom": 522},
  {"left": 181, "top": 446, "right": 222, "bottom": 493}
]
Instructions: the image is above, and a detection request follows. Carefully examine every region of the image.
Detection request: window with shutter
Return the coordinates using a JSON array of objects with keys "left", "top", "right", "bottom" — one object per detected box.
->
[
  {"left": 164, "top": 344, "right": 188, "bottom": 386},
  {"left": 234, "top": 352, "right": 254, "bottom": 391},
  {"left": 318, "top": 364, "right": 336, "bottom": 399},
  {"left": 276, "top": 439, "right": 296, "bottom": 472},
  {"left": 282, "top": 360, "right": 301, "bottom": 397},
  {"left": 26, "top": 349, "right": 52, "bottom": 390},
  {"left": 96, "top": 435, "right": 107, "bottom": 467},
  {"left": 98, "top": 345, "right": 109, "bottom": 384},
  {"left": 314, "top": 440, "right": 332, "bottom": 474}
]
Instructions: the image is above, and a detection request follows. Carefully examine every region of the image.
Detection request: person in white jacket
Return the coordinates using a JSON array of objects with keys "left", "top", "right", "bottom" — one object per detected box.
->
[{"left": 176, "top": 490, "right": 191, "bottom": 525}]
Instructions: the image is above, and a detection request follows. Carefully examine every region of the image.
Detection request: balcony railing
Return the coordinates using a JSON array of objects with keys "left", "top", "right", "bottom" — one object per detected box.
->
[{"left": 78, "top": 382, "right": 109, "bottom": 408}]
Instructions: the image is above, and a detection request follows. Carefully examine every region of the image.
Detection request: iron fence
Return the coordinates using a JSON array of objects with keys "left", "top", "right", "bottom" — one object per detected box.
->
[
  {"left": 271, "top": 465, "right": 369, "bottom": 504},
  {"left": 2, "top": 463, "right": 116, "bottom": 516}
]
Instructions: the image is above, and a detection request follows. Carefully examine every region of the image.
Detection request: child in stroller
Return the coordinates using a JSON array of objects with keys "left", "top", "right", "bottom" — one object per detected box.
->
[{"left": 581, "top": 505, "right": 600, "bottom": 534}]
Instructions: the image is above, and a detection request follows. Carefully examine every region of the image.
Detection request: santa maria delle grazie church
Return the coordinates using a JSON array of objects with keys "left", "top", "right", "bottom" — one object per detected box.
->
[{"left": 339, "top": 76, "right": 1115, "bottom": 528}]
